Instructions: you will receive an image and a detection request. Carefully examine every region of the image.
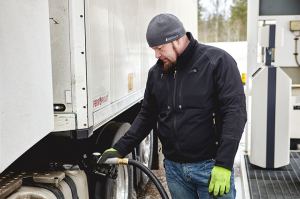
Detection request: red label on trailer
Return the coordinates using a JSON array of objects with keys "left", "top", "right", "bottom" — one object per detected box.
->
[{"left": 93, "top": 94, "right": 108, "bottom": 108}]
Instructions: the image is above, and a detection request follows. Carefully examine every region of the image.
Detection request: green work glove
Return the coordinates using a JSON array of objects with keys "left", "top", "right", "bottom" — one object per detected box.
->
[
  {"left": 98, "top": 148, "right": 122, "bottom": 164},
  {"left": 208, "top": 166, "right": 231, "bottom": 197}
]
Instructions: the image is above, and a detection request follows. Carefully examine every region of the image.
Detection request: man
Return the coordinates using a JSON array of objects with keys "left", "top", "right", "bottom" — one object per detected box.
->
[{"left": 99, "top": 13, "right": 247, "bottom": 199}]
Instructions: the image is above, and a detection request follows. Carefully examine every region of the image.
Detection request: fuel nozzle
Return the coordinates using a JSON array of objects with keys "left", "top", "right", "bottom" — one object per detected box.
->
[{"left": 92, "top": 152, "right": 118, "bottom": 179}]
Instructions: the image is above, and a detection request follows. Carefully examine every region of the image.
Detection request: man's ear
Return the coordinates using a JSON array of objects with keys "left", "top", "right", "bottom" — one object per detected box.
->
[
  {"left": 171, "top": 40, "right": 181, "bottom": 56},
  {"left": 172, "top": 39, "right": 180, "bottom": 48}
]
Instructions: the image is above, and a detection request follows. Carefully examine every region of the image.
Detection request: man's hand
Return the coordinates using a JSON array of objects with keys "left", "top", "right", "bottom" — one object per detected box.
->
[
  {"left": 98, "top": 148, "right": 122, "bottom": 164},
  {"left": 208, "top": 166, "right": 231, "bottom": 197}
]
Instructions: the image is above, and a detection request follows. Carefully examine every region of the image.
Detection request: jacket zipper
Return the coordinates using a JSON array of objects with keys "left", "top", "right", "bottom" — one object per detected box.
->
[
  {"left": 173, "top": 68, "right": 179, "bottom": 151},
  {"left": 173, "top": 68, "right": 177, "bottom": 111}
]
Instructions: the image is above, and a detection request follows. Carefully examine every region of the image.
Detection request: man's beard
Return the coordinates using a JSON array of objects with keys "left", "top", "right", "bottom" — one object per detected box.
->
[
  {"left": 162, "top": 43, "right": 178, "bottom": 72},
  {"left": 163, "top": 62, "right": 174, "bottom": 72}
]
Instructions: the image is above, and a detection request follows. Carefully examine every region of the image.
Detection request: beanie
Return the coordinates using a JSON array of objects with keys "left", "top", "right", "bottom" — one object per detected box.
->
[{"left": 146, "top": 13, "right": 186, "bottom": 47}]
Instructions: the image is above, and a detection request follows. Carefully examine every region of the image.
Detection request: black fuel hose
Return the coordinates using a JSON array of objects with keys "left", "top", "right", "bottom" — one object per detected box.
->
[
  {"left": 128, "top": 159, "right": 169, "bottom": 199},
  {"left": 103, "top": 158, "right": 169, "bottom": 199}
]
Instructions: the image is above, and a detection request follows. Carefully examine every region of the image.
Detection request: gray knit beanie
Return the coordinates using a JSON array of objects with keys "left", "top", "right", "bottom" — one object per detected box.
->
[{"left": 146, "top": 13, "right": 186, "bottom": 47}]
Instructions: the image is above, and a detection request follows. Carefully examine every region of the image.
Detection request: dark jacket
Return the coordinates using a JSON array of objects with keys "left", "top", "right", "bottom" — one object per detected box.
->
[{"left": 114, "top": 33, "right": 247, "bottom": 169}]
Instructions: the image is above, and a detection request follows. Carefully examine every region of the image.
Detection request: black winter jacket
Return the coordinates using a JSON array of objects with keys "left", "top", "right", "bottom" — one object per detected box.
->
[{"left": 114, "top": 33, "right": 247, "bottom": 169}]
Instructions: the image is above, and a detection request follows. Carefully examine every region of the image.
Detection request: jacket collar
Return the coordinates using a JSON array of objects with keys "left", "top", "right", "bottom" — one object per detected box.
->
[
  {"left": 175, "top": 32, "right": 197, "bottom": 70},
  {"left": 156, "top": 32, "right": 197, "bottom": 72}
]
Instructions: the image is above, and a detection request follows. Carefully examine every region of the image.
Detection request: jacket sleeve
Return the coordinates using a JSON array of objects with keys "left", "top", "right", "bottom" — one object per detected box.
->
[
  {"left": 213, "top": 52, "right": 247, "bottom": 170},
  {"left": 113, "top": 69, "right": 158, "bottom": 157}
]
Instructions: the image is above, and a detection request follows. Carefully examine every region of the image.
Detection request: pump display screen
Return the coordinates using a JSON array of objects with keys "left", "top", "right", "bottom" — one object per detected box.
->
[{"left": 259, "top": 0, "right": 300, "bottom": 16}]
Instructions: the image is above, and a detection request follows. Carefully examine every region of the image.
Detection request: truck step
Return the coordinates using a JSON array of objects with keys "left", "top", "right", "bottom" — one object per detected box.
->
[
  {"left": 245, "top": 152, "right": 300, "bottom": 199},
  {"left": 0, "top": 173, "right": 22, "bottom": 199}
]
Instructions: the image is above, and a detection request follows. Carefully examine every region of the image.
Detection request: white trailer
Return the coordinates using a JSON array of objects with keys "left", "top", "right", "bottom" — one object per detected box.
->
[{"left": 0, "top": 0, "right": 197, "bottom": 198}]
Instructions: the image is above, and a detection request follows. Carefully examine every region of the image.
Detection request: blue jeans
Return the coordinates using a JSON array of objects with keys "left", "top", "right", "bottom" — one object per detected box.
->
[{"left": 164, "top": 159, "right": 236, "bottom": 199}]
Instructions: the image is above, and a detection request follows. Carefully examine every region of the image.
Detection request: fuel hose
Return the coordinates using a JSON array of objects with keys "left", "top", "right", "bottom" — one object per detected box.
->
[{"left": 103, "top": 158, "right": 169, "bottom": 199}]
